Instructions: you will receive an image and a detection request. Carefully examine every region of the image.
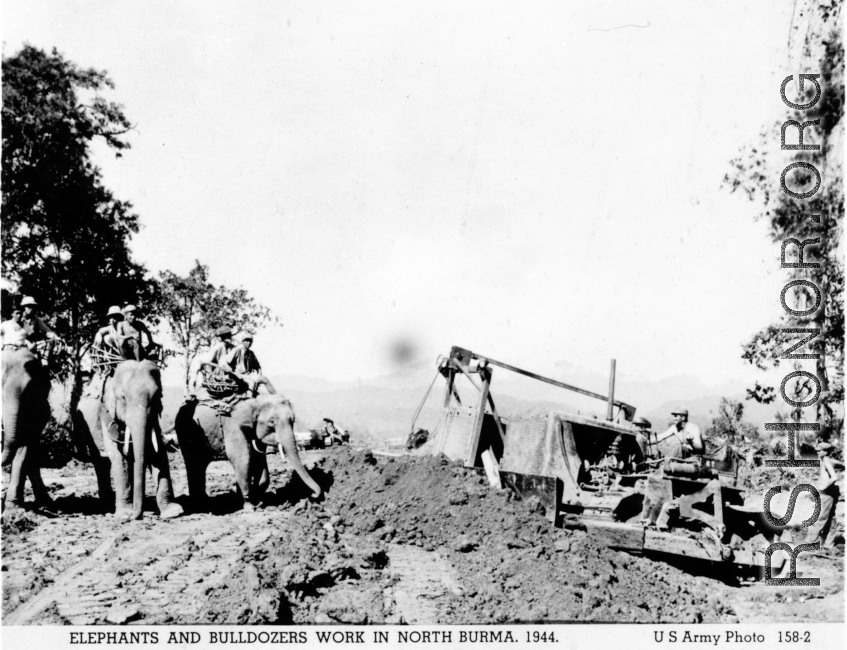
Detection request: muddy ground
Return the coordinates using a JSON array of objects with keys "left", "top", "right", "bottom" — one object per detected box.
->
[{"left": 2, "top": 446, "right": 843, "bottom": 625}]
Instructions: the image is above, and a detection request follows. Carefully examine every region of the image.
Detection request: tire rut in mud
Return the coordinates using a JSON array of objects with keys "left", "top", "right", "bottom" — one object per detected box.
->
[{"left": 385, "top": 543, "right": 462, "bottom": 624}]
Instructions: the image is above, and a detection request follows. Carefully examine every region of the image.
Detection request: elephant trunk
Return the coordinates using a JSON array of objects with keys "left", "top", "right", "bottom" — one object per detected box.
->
[
  {"left": 277, "top": 425, "right": 321, "bottom": 498},
  {"left": 127, "top": 404, "right": 149, "bottom": 519}
]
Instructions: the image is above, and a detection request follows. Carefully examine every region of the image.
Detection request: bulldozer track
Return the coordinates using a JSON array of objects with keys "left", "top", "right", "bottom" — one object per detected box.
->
[
  {"left": 4, "top": 512, "right": 283, "bottom": 625},
  {"left": 4, "top": 533, "right": 120, "bottom": 625},
  {"left": 385, "top": 544, "right": 462, "bottom": 624},
  {"left": 2, "top": 450, "right": 308, "bottom": 626}
]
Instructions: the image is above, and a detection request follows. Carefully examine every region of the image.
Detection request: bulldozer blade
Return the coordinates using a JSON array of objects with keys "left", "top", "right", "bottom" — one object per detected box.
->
[
  {"left": 500, "top": 472, "right": 559, "bottom": 525},
  {"left": 581, "top": 519, "right": 645, "bottom": 553}
]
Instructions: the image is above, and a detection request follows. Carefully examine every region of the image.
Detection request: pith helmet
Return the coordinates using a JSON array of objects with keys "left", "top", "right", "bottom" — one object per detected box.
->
[
  {"left": 633, "top": 416, "right": 651, "bottom": 428},
  {"left": 239, "top": 331, "right": 254, "bottom": 342},
  {"left": 107, "top": 305, "right": 124, "bottom": 318},
  {"left": 20, "top": 296, "right": 38, "bottom": 307},
  {"left": 215, "top": 326, "right": 232, "bottom": 337},
  {"left": 123, "top": 304, "right": 137, "bottom": 313},
  {"left": 671, "top": 408, "right": 689, "bottom": 418}
]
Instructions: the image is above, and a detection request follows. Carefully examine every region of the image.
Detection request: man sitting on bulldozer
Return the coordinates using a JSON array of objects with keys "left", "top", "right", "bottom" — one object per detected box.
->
[
  {"left": 653, "top": 408, "right": 704, "bottom": 459},
  {"left": 639, "top": 408, "right": 708, "bottom": 530},
  {"left": 631, "top": 416, "right": 655, "bottom": 462},
  {"left": 323, "top": 418, "right": 348, "bottom": 445}
]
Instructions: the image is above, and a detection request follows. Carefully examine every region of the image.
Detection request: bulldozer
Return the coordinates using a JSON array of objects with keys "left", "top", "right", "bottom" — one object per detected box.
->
[{"left": 418, "top": 346, "right": 783, "bottom": 571}]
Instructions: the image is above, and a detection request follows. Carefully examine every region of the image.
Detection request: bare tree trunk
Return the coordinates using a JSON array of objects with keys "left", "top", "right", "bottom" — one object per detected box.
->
[{"left": 814, "top": 230, "right": 830, "bottom": 435}]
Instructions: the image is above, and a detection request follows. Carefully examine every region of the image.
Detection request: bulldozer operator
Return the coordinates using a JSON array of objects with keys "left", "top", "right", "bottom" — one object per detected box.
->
[
  {"left": 631, "top": 416, "right": 655, "bottom": 461},
  {"left": 654, "top": 408, "right": 704, "bottom": 459}
]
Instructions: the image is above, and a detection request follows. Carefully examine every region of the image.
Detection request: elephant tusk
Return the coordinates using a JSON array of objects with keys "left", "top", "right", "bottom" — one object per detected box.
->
[
  {"left": 124, "top": 425, "right": 131, "bottom": 455},
  {"left": 152, "top": 431, "right": 159, "bottom": 453},
  {"left": 252, "top": 440, "right": 262, "bottom": 454},
  {"left": 278, "top": 443, "right": 285, "bottom": 457}
]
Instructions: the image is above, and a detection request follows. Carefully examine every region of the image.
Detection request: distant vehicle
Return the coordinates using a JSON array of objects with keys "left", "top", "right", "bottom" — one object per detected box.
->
[
  {"left": 293, "top": 430, "right": 326, "bottom": 450},
  {"left": 293, "top": 421, "right": 349, "bottom": 450}
]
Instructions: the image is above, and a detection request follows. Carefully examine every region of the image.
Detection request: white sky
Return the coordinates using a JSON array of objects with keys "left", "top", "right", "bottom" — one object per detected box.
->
[{"left": 3, "top": 1, "right": 804, "bottom": 388}]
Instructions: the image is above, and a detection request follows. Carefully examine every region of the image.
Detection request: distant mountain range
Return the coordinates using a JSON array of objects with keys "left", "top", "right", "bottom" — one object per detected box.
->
[{"left": 158, "top": 358, "right": 790, "bottom": 444}]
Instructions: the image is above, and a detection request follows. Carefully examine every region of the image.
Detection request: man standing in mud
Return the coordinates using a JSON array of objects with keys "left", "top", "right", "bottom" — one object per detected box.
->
[
  {"left": 654, "top": 409, "right": 704, "bottom": 459},
  {"left": 805, "top": 440, "right": 842, "bottom": 549}
]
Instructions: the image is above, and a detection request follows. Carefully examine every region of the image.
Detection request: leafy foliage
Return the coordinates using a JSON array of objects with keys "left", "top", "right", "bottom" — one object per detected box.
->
[
  {"left": 724, "top": 3, "right": 844, "bottom": 421},
  {"left": 704, "top": 398, "right": 760, "bottom": 445},
  {"left": 157, "top": 260, "right": 280, "bottom": 389},
  {"left": 1, "top": 46, "right": 160, "bottom": 404}
]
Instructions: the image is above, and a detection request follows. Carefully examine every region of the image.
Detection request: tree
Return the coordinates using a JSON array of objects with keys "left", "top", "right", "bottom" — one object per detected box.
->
[
  {"left": 2, "top": 45, "right": 160, "bottom": 412},
  {"left": 723, "top": 2, "right": 844, "bottom": 432},
  {"left": 704, "top": 398, "right": 760, "bottom": 446},
  {"left": 157, "top": 261, "right": 280, "bottom": 391}
]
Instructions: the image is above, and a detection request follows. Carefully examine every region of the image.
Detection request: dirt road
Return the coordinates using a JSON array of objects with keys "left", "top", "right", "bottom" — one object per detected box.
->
[{"left": 2, "top": 447, "right": 843, "bottom": 624}]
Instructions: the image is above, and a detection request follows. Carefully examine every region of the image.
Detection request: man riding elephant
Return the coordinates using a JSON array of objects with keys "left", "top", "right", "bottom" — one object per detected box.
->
[
  {"left": 118, "top": 304, "right": 160, "bottom": 361},
  {"left": 20, "top": 296, "right": 59, "bottom": 346},
  {"left": 191, "top": 326, "right": 236, "bottom": 395},
  {"left": 3, "top": 297, "right": 61, "bottom": 366},
  {"left": 92, "top": 306, "right": 126, "bottom": 356},
  {"left": 225, "top": 332, "right": 278, "bottom": 396},
  {"left": 85, "top": 306, "right": 128, "bottom": 400},
  {"left": 1, "top": 306, "right": 29, "bottom": 350}
]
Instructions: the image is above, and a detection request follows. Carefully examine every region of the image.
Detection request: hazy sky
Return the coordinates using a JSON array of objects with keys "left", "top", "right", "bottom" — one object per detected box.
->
[{"left": 4, "top": 1, "right": 802, "bottom": 390}]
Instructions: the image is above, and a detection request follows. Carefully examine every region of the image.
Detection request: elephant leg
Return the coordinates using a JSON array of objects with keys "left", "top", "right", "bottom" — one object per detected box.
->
[
  {"left": 108, "top": 445, "right": 133, "bottom": 520},
  {"left": 149, "top": 438, "right": 183, "bottom": 519},
  {"left": 101, "top": 412, "right": 132, "bottom": 518},
  {"left": 1, "top": 445, "right": 13, "bottom": 510},
  {"left": 24, "top": 436, "right": 54, "bottom": 509},
  {"left": 4, "top": 445, "right": 28, "bottom": 514},
  {"left": 93, "top": 457, "right": 115, "bottom": 511},
  {"left": 25, "top": 463, "right": 54, "bottom": 510},
  {"left": 250, "top": 454, "right": 270, "bottom": 505},
  {"left": 183, "top": 454, "right": 210, "bottom": 512},
  {"left": 224, "top": 432, "right": 253, "bottom": 510}
]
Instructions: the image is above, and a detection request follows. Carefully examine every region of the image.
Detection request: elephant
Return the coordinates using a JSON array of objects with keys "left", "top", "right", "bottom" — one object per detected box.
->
[
  {"left": 2, "top": 346, "right": 54, "bottom": 517},
  {"left": 175, "top": 393, "right": 321, "bottom": 512},
  {"left": 97, "top": 360, "right": 183, "bottom": 520}
]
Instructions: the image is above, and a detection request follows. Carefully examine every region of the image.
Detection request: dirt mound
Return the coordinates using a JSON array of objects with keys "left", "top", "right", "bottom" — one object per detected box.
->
[
  {"left": 198, "top": 505, "right": 389, "bottom": 624},
  {"left": 198, "top": 448, "right": 737, "bottom": 623}
]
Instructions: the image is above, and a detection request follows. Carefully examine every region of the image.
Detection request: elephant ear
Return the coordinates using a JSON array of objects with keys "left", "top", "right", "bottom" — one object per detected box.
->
[
  {"left": 104, "top": 376, "right": 120, "bottom": 422},
  {"left": 243, "top": 398, "right": 260, "bottom": 424}
]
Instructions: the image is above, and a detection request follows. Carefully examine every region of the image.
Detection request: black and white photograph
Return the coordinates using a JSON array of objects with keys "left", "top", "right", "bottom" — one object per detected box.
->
[{"left": 1, "top": 0, "right": 844, "bottom": 644}]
